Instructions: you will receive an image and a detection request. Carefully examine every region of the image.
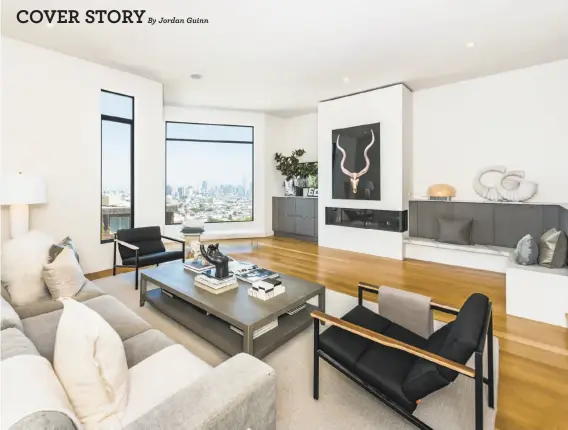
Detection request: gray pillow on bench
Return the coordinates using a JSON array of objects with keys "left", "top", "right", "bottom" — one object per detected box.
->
[
  {"left": 515, "top": 234, "right": 539, "bottom": 265},
  {"left": 538, "top": 228, "right": 567, "bottom": 268},
  {"left": 436, "top": 218, "right": 473, "bottom": 246}
]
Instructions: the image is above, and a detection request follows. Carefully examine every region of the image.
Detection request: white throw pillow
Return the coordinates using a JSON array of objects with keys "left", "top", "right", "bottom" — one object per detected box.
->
[
  {"left": 1, "top": 230, "right": 54, "bottom": 306},
  {"left": 43, "top": 246, "right": 86, "bottom": 299},
  {"left": 54, "top": 299, "right": 128, "bottom": 428}
]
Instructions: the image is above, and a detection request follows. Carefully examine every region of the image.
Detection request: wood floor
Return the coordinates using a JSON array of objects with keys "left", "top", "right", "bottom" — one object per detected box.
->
[{"left": 89, "top": 237, "right": 568, "bottom": 430}]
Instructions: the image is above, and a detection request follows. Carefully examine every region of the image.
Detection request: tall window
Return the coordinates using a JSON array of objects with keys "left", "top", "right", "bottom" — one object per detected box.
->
[
  {"left": 165, "top": 122, "right": 254, "bottom": 224},
  {"left": 100, "top": 90, "right": 134, "bottom": 242}
]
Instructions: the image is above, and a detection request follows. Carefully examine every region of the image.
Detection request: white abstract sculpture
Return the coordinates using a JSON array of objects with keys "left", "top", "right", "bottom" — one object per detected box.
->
[{"left": 473, "top": 166, "right": 538, "bottom": 202}]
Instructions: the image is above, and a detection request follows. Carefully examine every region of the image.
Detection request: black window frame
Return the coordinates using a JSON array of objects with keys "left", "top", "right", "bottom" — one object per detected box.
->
[
  {"left": 100, "top": 89, "right": 135, "bottom": 244},
  {"left": 165, "top": 121, "right": 254, "bottom": 225}
]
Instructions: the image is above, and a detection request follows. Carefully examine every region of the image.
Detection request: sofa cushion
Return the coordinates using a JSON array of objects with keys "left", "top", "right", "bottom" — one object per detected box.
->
[
  {"left": 10, "top": 412, "right": 77, "bottom": 430},
  {"left": 23, "top": 295, "right": 151, "bottom": 363},
  {"left": 1, "top": 327, "right": 39, "bottom": 360},
  {"left": 123, "top": 329, "right": 176, "bottom": 368},
  {"left": 14, "top": 281, "right": 104, "bottom": 319},
  {"left": 54, "top": 299, "right": 128, "bottom": 428},
  {"left": 1, "top": 231, "right": 54, "bottom": 306},
  {"left": 122, "top": 250, "right": 183, "bottom": 267},
  {"left": 1, "top": 296, "right": 23, "bottom": 331},
  {"left": 117, "top": 226, "right": 165, "bottom": 259},
  {"left": 319, "top": 306, "right": 390, "bottom": 372},
  {"left": 121, "top": 345, "right": 212, "bottom": 427},
  {"left": 42, "top": 246, "right": 86, "bottom": 300}
]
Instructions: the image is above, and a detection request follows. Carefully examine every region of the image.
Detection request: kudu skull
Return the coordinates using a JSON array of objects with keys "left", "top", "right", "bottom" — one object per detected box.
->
[{"left": 335, "top": 129, "right": 375, "bottom": 194}]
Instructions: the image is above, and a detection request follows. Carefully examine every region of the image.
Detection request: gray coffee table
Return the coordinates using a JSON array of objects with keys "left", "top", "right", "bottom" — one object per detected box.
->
[{"left": 139, "top": 261, "right": 325, "bottom": 358}]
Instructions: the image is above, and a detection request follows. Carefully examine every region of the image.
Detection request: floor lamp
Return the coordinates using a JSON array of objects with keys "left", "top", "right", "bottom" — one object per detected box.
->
[{"left": 0, "top": 173, "right": 47, "bottom": 239}]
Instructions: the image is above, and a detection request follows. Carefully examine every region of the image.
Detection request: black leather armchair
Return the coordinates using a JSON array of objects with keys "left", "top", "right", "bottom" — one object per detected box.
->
[
  {"left": 312, "top": 284, "right": 494, "bottom": 430},
  {"left": 113, "top": 226, "right": 185, "bottom": 289}
]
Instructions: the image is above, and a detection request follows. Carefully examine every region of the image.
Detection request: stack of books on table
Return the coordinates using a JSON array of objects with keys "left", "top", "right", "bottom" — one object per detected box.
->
[
  {"left": 194, "top": 272, "right": 238, "bottom": 295},
  {"left": 230, "top": 319, "right": 279, "bottom": 339},
  {"left": 184, "top": 259, "right": 214, "bottom": 274},
  {"left": 248, "top": 278, "right": 286, "bottom": 301}
]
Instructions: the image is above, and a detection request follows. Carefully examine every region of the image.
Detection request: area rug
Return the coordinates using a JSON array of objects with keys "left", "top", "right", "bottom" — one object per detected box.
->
[{"left": 95, "top": 272, "right": 499, "bottom": 430}]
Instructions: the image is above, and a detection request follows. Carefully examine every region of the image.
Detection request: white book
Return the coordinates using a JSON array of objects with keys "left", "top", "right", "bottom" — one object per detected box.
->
[
  {"left": 230, "top": 319, "right": 278, "bottom": 339},
  {"left": 248, "top": 285, "right": 285, "bottom": 301}
]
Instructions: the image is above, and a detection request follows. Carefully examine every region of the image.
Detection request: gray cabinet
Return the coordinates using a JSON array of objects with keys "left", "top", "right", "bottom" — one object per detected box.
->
[{"left": 272, "top": 197, "right": 318, "bottom": 243}]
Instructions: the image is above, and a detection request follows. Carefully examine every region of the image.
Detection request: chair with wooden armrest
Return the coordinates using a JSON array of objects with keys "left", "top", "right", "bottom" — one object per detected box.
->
[
  {"left": 113, "top": 226, "right": 185, "bottom": 290},
  {"left": 311, "top": 283, "right": 495, "bottom": 430}
]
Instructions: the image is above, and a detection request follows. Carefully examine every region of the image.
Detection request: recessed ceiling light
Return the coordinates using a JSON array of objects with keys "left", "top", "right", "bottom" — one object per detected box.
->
[
  {"left": 343, "top": 77, "right": 350, "bottom": 83},
  {"left": 190, "top": 73, "right": 203, "bottom": 80},
  {"left": 466, "top": 42, "right": 475, "bottom": 48}
]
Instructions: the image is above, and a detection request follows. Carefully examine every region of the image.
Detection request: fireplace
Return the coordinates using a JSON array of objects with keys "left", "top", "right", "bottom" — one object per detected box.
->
[{"left": 325, "top": 207, "right": 408, "bottom": 232}]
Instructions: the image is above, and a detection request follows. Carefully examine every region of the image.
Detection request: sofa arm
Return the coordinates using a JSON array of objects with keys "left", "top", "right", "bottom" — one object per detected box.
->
[{"left": 124, "top": 353, "right": 276, "bottom": 430}]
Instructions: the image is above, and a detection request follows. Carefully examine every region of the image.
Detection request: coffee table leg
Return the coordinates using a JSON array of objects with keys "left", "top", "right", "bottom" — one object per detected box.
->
[
  {"left": 318, "top": 290, "right": 326, "bottom": 325},
  {"left": 243, "top": 326, "right": 254, "bottom": 355},
  {"left": 140, "top": 276, "right": 147, "bottom": 307}
]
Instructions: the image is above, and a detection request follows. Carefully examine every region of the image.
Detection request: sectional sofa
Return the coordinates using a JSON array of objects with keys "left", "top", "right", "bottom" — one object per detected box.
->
[{"left": 1, "top": 281, "right": 276, "bottom": 429}]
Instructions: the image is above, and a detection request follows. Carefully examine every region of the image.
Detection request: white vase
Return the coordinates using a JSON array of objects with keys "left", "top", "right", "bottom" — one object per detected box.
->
[{"left": 284, "top": 179, "right": 296, "bottom": 196}]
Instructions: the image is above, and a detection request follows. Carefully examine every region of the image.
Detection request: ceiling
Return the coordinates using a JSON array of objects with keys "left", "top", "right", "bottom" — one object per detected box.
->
[{"left": 2, "top": 0, "right": 568, "bottom": 116}]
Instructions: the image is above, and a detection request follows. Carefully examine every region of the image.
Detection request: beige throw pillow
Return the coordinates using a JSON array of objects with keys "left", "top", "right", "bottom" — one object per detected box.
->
[
  {"left": 54, "top": 299, "right": 128, "bottom": 428},
  {"left": 43, "top": 246, "right": 86, "bottom": 299}
]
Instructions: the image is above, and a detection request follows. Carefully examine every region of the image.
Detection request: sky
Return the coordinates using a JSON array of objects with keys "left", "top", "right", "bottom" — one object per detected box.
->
[{"left": 101, "top": 92, "right": 253, "bottom": 191}]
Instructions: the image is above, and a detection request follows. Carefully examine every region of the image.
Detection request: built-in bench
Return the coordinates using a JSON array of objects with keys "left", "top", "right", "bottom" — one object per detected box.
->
[
  {"left": 404, "top": 237, "right": 512, "bottom": 273},
  {"left": 506, "top": 254, "right": 568, "bottom": 328}
]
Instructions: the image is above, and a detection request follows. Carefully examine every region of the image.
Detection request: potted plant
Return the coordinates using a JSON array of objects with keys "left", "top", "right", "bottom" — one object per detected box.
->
[{"left": 274, "top": 149, "right": 306, "bottom": 196}]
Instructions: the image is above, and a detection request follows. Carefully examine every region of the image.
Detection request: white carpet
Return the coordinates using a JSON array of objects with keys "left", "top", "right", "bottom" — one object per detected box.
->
[{"left": 95, "top": 271, "right": 498, "bottom": 430}]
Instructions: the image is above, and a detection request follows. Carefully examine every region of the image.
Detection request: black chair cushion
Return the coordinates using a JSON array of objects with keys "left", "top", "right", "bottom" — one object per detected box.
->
[
  {"left": 117, "top": 227, "right": 166, "bottom": 259},
  {"left": 437, "top": 293, "right": 489, "bottom": 381},
  {"left": 354, "top": 322, "right": 427, "bottom": 412},
  {"left": 319, "top": 306, "right": 390, "bottom": 372},
  {"left": 402, "top": 322, "right": 454, "bottom": 402},
  {"left": 122, "top": 251, "right": 183, "bottom": 267}
]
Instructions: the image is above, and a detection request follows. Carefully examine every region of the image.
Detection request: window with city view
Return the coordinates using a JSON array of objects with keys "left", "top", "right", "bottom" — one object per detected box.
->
[
  {"left": 100, "top": 90, "right": 134, "bottom": 242},
  {"left": 165, "top": 122, "right": 253, "bottom": 225}
]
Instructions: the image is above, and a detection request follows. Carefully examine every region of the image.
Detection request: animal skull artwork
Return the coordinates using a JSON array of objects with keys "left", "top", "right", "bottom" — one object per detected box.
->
[{"left": 335, "top": 129, "right": 375, "bottom": 194}]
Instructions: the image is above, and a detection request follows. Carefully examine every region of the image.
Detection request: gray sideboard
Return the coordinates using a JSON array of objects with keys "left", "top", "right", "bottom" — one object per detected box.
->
[{"left": 272, "top": 196, "right": 318, "bottom": 243}]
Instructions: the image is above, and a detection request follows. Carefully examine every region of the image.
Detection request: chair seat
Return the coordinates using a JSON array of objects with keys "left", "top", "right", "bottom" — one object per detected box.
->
[
  {"left": 353, "top": 323, "right": 427, "bottom": 412},
  {"left": 319, "top": 306, "right": 390, "bottom": 372},
  {"left": 319, "top": 305, "right": 428, "bottom": 412},
  {"left": 122, "top": 251, "right": 183, "bottom": 267}
]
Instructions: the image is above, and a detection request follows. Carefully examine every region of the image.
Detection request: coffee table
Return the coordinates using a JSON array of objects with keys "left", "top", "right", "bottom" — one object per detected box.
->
[{"left": 139, "top": 261, "right": 325, "bottom": 358}]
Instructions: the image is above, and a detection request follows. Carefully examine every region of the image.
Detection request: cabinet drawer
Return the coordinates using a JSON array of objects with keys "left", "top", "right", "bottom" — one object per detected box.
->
[
  {"left": 279, "top": 198, "right": 296, "bottom": 215},
  {"left": 295, "top": 198, "right": 316, "bottom": 218},
  {"left": 295, "top": 217, "right": 315, "bottom": 237},
  {"left": 278, "top": 214, "right": 296, "bottom": 234}
]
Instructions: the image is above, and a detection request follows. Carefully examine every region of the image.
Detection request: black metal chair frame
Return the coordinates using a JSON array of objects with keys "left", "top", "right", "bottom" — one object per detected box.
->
[
  {"left": 113, "top": 234, "right": 185, "bottom": 290},
  {"left": 312, "top": 282, "right": 495, "bottom": 430}
]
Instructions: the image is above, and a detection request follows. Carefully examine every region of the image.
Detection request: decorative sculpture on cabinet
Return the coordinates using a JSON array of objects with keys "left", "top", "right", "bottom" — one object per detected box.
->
[{"left": 473, "top": 166, "right": 538, "bottom": 202}]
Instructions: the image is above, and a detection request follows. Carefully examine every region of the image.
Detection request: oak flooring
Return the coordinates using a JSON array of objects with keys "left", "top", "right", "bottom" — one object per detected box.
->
[{"left": 89, "top": 236, "right": 568, "bottom": 430}]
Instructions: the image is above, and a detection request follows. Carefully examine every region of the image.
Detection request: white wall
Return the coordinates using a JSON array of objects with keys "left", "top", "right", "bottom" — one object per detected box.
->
[
  {"left": 163, "top": 106, "right": 273, "bottom": 239},
  {"left": 318, "top": 85, "right": 413, "bottom": 259},
  {"left": 413, "top": 59, "right": 568, "bottom": 204},
  {"left": 1, "top": 38, "right": 164, "bottom": 273}
]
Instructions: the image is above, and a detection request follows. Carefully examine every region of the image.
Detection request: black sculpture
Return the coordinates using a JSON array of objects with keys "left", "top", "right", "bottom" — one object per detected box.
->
[{"left": 200, "top": 243, "right": 230, "bottom": 279}]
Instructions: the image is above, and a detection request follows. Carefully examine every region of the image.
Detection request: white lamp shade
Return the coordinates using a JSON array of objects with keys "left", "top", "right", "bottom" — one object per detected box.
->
[{"left": 0, "top": 174, "right": 47, "bottom": 205}]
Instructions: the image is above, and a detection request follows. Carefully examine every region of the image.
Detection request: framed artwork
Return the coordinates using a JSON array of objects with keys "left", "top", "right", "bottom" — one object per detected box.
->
[
  {"left": 332, "top": 122, "right": 381, "bottom": 200},
  {"left": 307, "top": 188, "right": 315, "bottom": 197},
  {"left": 314, "top": 189, "right": 319, "bottom": 197}
]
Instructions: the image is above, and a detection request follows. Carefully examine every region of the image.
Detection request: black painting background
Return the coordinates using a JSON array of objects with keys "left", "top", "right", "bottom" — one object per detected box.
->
[{"left": 332, "top": 122, "right": 381, "bottom": 200}]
